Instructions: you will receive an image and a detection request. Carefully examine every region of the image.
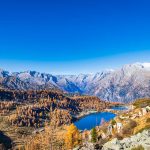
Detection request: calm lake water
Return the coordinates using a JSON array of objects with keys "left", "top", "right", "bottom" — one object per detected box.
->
[
  {"left": 110, "top": 106, "right": 128, "bottom": 110},
  {"left": 74, "top": 112, "right": 116, "bottom": 130}
]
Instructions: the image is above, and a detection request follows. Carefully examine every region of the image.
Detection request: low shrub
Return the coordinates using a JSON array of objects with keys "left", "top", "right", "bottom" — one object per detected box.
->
[
  {"left": 111, "top": 119, "right": 116, "bottom": 125},
  {"left": 131, "top": 145, "right": 144, "bottom": 150},
  {"left": 146, "top": 118, "right": 150, "bottom": 123},
  {"left": 133, "top": 98, "right": 150, "bottom": 108},
  {"left": 122, "top": 120, "right": 137, "bottom": 135},
  {"left": 128, "top": 119, "right": 137, "bottom": 128},
  {"left": 122, "top": 125, "right": 132, "bottom": 135},
  {"left": 135, "top": 125, "right": 150, "bottom": 134},
  {"left": 113, "top": 133, "right": 123, "bottom": 140}
]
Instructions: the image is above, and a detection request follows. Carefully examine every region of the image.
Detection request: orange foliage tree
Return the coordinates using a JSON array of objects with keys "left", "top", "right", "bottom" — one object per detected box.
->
[{"left": 65, "top": 124, "right": 81, "bottom": 149}]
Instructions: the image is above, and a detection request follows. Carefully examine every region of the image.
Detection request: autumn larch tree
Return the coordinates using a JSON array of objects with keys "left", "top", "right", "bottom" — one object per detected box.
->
[{"left": 65, "top": 123, "right": 81, "bottom": 149}]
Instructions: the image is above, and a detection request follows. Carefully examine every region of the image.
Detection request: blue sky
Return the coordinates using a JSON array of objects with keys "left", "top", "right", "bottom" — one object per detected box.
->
[{"left": 0, "top": 0, "right": 150, "bottom": 74}]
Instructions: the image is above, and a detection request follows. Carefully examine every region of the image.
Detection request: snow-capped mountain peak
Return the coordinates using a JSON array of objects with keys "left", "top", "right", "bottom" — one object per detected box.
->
[
  {"left": 127, "top": 62, "right": 150, "bottom": 69},
  {"left": 0, "top": 62, "right": 150, "bottom": 103}
]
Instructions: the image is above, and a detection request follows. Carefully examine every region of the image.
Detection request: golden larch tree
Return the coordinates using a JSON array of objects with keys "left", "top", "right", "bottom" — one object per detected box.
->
[{"left": 65, "top": 123, "right": 81, "bottom": 149}]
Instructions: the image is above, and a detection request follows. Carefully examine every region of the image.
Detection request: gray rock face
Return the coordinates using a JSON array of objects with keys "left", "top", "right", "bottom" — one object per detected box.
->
[
  {"left": 61, "top": 63, "right": 150, "bottom": 103},
  {"left": 102, "top": 129, "right": 150, "bottom": 150},
  {"left": 79, "top": 143, "right": 94, "bottom": 150},
  {"left": 0, "top": 62, "right": 150, "bottom": 103}
]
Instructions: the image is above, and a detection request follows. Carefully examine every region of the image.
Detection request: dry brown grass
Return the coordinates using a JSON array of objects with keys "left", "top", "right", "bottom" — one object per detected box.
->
[{"left": 134, "top": 112, "right": 150, "bottom": 134}]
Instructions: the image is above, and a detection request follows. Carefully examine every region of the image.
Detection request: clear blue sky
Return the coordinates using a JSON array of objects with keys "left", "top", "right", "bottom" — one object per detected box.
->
[{"left": 0, "top": 0, "right": 150, "bottom": 74}]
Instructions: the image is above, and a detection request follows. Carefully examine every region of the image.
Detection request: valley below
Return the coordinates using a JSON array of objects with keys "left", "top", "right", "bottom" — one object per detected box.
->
[
  {"left": 0, "top": 63, "right": 150, "bottom": 150},
  {"left": 0, "top": 88, "right": 150, "bottom": 150},
  {"left": 0, "top": 89, "right": 111, "bottom": 149}
]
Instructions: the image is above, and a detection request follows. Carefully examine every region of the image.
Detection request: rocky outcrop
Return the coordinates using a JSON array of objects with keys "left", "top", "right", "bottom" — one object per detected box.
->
[{"left": 102, "top": 129, "right": 150, "bottom": 150}]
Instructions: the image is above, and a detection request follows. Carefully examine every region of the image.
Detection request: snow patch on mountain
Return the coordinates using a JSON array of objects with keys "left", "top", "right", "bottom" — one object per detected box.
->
[{"left": 0, "top": 62, "right": 150, "bottom": 103}]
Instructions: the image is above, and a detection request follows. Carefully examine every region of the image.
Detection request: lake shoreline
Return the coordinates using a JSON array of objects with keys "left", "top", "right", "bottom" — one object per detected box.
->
[
  {"left": 73, "top": 110, "right": 98, "bottom": 120},
  {"left": 73, "top": 105, "right": 129, "bottom": 130},
  {"left": 74, "top": 111, "right": 116, "bottom": 130},
  {"left": 74, "top": 105, "right": 129, "bottom": 120}
]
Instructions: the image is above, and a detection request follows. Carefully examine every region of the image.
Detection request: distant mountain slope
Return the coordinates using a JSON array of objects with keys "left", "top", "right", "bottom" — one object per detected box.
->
[
  {"left": 55, "top": 63, "right": 150, "bottom": 103},
  {"left": 0, "top": 62, "right": 150, "bottom": 103}
]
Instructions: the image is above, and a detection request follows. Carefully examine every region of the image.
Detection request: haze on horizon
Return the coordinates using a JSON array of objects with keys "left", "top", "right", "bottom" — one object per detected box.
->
[{"left": 0, "top": 0, "right": 150, "bottom": 74}]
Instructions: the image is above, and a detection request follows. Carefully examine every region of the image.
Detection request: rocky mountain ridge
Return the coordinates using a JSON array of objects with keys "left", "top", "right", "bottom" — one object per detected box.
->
[{"left": 0, "top": 62, "right": 150, "bottom": 103}]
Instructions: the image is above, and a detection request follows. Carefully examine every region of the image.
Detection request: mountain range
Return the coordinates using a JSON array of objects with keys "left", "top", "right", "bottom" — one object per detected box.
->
[{"left": 0, "top": 62, "right": 150, "bottom": 103}]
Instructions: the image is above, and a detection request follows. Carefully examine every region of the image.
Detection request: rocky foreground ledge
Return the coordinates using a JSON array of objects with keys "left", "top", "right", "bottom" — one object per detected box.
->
[
  {"left": 102, "top": 129, "right": 150, "bottom": 150},
  {"left": 78, "top": 129, "right": 150, "bottom": 150}
]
